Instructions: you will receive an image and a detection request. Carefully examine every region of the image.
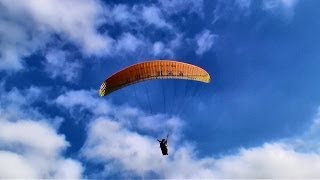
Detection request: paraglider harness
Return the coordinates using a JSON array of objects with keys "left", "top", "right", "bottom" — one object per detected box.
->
[{"left": 157, "top": 135, "right": 169, "bottom": 155}]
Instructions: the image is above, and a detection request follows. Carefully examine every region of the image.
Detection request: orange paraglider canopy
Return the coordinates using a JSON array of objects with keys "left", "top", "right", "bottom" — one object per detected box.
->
[{"left": 99, "top": 60, "right": 210, "bottom": 96}]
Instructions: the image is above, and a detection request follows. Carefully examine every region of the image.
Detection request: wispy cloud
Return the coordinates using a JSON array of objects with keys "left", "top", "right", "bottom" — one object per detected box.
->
[
  {"left": 213, "top": 0, "right": 299, "bottom": 24},
  {"left": 152, "top": 33, "right": 182, "bottom": 58},
  {"left": 195, "top": 29, "right": 217, "bottom": 56},
  {"left": 54, "top": 89, "right": 183, "bottom": 135},
  {"left": 45, "top": 49, "right": 81, "bottom": 82},
  {"left": 212, "top": 0, "right": 252, "bottom": 24},
  {"left": 0, "top": 15, "right": 49, "bottom": 71},
  {"left": 235, "top": 0, "right": 252, "bottom": 9},
  {"left": 262, "top": 0, "right": 299, "bottom": 17},
  {"left": 142, "top": 6, "right": 172, "bottom": 29},
  {"left": 159, "top": 0, "right": 204, "bottom": 16},
  {"left": 0, "top": 85, "right": 47, "bottom": 121},
  {"left": 115, "top": 33, "right": 145, "bottom": 54},
  {"left": 104, "top": 4, "right": 136, "bottom": 25}
]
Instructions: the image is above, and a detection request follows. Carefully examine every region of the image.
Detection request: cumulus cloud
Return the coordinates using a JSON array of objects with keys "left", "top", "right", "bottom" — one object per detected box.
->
[
  {"left": 0, "top": 151, "right": 36, "bottom": 178},
  {"left": 54, "top": 89, "right": 320, "bottom": 178},
  {"left": 0, "top": 0, "right": 111, "bottom": 71},
  {"left": 0, "top": 120, "right": 83, "bottom": 179},
  {"left": 55, "top": 89, "right": 112, "bottom": 116},
  {"left": 213, "top": 142, "right": 320, "bottom": 178},
  {"left": 0, "top": 86, "right": 83, "bottom": 178},
  {"left": 82, "top": 117, "right": 320, "bottom": 178},
  {"left": 0, "top": 120, "right": 67, "bottom": 156},
  {"left": 0, "top": 0, "right": 195, "bottom": 73},
  {"left": 54, "top": 89, "right": 183, "bottom": 136},
  {"left": 82, "top": 116, "right": 214, "bottom": 178},
  {"left": 290, "top": 107, "right": 320, "bottom": 153},
  {"left": 4, "top": 0, "right": 109, "bottom": 54},
  {"left": 45, "top": 49, "right": 81, "bottom": 82},
  {"left": 83, "top": 108, "right": 320, "bottom": 179},
  {"left": 195, "top": 29, "right": 217, "bottom": 56}
]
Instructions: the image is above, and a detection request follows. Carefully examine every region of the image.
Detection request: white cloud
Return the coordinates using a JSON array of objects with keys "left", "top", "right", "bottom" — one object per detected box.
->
[
  {"left": 82, "top": 117, "right": 320, "bottom": 179},
  {"left": 115, "top": 33, "right": 144, "bottom": 53},
  {"left": 212, "top": 0, "right": 252, "bottom": 24},
  {"left": 290, "top": 107, "right": 320, "bottom": 153},
  {"left": 111, "top": 5, "right": 134, "bottom": 23},
  {"left": 0, "top": 0, "right": 110, "bottom": 71},
  {"left": 152, "top": 33, "right": 183, "bottom": 58},
  {"left": 55, "top": 89, "right": 320, "bottom": 178},
  {"left": 55, "top": 89, "right": 183, "bottom": 135},
  {"left": 159, "top": 0, "right": 204, "bottom": 16},
  {"left": 82, "top": 118, "right": 161, "bottom": 175},
  {"left": 195, "top": 29, "right": 217, "bottom": 56},
  {"left": 0, "top": 151, "right": 37, "bottom": 178},
  {"left": 236, "top": 0, "right": 252, "bottom": 9},
  {"left": 105, "top": 0, "right": 204, "bottom": 27},
  {"left": 213, "top": 0, "right": 298, "bottom": 24},
  {"left": 0, "top": 85, "right": 47, "bottom": 121},
  {"left": 0, "top": 120, "right": 67, "bottom": 157},
  {"left": 104, "top": 4, "right": 137, "bottom": 25},
  {"left": 0, "top": 16, "right": 49, "bottom": 71},
  {"left": 263, "top": 0, "right": 298, "bottom": 12},
  {"left": 104, "top": 4, "right": 175, "bottom": 58},
  {"left": 262, "top": 0, "right": 299, "bottom": 19},
  {"left": 0, "top": 85, "right": 64, "bottom": 128},
  {"left": 55, "top": 89, "right": 112, "bottom": 116},
  {"left": 0, "top": 0, "right": 189, "bottom": 72},
  {"left": 0, "top": 120, "right": 83, "bottom": 179},
  {"left": 45, "top": 49, "right": 81, "bottom": 82},
  {"left": 83, "top": 108, "right": 320, "bottom": 178},
  {"left": 0, "top": 85, "right": 83, "bottom": 178},
  {"left": 82, "top": 116, "right": 215, "bottom": 178},
  {"left": 212, "top": 143, "right": 320, "bottom": 178},
  {"left": 142, "top": 6, "right": 172, "bottom": 29},
  {"left": 152, "top": 41, "right": 174, "bottom": 57},
  {"left": 105, "top": 4, "right": 173, "bottom": 29},
  {"left": 153, "top": 41, "right": 165, "bottom": 56},
  {"left": 3, "top": 0, "right": 109, "bottom": 55},
  {"left": 104, "top": 3, "right": 174, "bottom": 30}
]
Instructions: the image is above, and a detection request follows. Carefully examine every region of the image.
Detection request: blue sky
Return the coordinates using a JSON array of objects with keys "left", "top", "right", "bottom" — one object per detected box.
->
[{"left": 1, "top": 0, "right": 320, "bottom": 178}]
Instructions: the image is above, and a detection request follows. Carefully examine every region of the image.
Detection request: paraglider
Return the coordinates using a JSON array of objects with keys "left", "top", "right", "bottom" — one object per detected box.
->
[
  {"left": 157, "top": 135, "right": 169, "bottom": 156},
  {"left": 99, "top": 60, "right": 210, "bottom": 96},
  {"left": 99, "top": 60, "right": 211, "bottom": 156}
]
